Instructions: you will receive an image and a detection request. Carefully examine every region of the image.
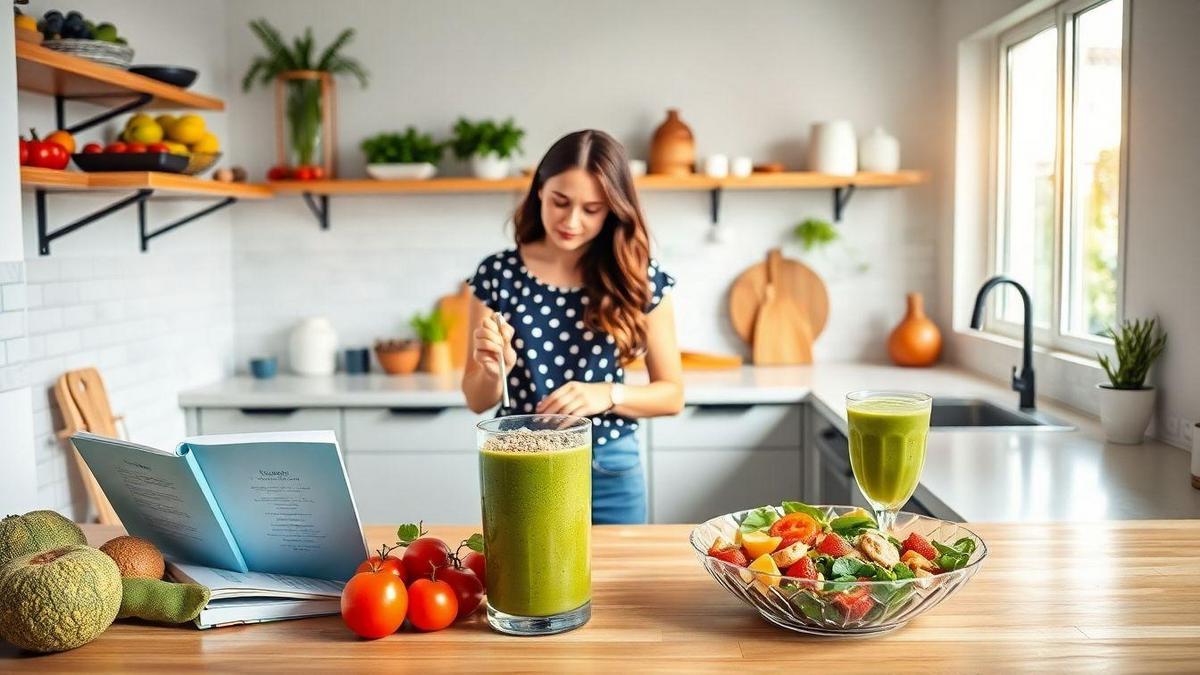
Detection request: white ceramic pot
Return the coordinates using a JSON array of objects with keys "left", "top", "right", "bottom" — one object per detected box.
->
[
  {"left": 289, "top": 317, "right": 338, "bottom": 376},
  {"left": 730, "top": 156, "right": 753, "bottom": 178},
  {"left": 859, "top": 126, "right": 900, "bottom": 173},
  {"left": 1097, "top": 384, "right": 1155, "bottom": 444},
  {"left": 808, "top": 120, "right": 857, "bottom": 176},
  {"left": 366, "top": 162, "right": 437, "bottom": 180},
  {"left": 703, "top": 154, "right": 729, "bottom": 178},
  {"left": 470, "top": 152, "right": 512, "bottom": 180}
]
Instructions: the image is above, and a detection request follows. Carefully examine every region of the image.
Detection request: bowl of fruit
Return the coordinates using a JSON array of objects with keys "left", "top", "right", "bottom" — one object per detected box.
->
[
  {"left": 692, "top": 501, "right": 986, "bottom": 636},
  {"left": 37, "top": 10, "right": 133, "bottom": 68}
]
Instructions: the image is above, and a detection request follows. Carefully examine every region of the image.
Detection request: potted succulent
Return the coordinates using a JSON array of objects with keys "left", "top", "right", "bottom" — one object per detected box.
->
[
  {"left": 361, "top": 128, "right": 444, "bottom": 180},
  {"left": 1096, "top": 318, "right": 1168, "bottom": 444},
  {"left": 411, "top": 309, "right": 452, "bottom": 374},
  {"left": 374, "top": 339, "right": 421, "bottom": 375},
  {"left": 451, "top": 117, "right": 525, "bottom": 179}
]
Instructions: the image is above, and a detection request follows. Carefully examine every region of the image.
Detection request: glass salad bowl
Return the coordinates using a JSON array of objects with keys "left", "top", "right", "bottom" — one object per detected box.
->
[{"left": 689, "top": 505, "right": 987, "bottom": 636}]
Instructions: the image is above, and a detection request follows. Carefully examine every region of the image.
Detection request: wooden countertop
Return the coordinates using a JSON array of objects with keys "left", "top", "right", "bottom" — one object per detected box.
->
[{"left": 3, "top": 522, "right": 1200, "bottom": 671}]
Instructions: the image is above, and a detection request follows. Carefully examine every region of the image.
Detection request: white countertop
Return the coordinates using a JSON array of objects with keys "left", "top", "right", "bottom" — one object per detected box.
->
[{"left": 178, "top": 364, "right": 1200, "bottom": 523}]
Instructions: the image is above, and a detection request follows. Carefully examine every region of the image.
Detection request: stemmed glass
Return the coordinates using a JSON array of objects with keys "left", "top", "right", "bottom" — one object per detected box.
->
[{"left": 844, "top": 390, "right": 932, "bottom": 532}]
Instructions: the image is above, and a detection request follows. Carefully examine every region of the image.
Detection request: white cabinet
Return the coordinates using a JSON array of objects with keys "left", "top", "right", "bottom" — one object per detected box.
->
[
  {"left": 345, "top": 452, "right": 481, "bottom": 525},
  {"left": 196, "top": 408, "right": 341, "bottom": 436},
  {"left": 343, "top": 407, "right": 481, "bottom": 452}
]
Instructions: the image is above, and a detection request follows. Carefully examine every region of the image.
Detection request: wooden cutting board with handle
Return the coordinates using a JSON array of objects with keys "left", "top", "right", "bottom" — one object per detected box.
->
[
  {"left": 437, "top": 282, "right": 473, "bottom": 368},
  {"left": 729, "top": 248, "right": 828, "bottom": 364}
]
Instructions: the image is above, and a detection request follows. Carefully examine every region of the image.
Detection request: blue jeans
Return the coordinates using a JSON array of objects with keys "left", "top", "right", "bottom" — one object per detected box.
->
[{"left": 591, "top": 434, "right": 647, "bottom": 524}]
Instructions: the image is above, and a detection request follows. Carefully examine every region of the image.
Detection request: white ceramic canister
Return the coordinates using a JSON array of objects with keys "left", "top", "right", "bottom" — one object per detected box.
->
[
  {"left": 859, "top": 126, "right": 901, "bottom": 173},
  {"left": 808, "top": 121, "right": 857, "bottom": 176},
  {"left": 730, "top": 156, "right": 753, "bottom": 178},
  {"left": 289, "top": 317, "right": 338, "bottom": 376},
  {"left": 703, "top": 154, "right": 729, "bottom": 178}
]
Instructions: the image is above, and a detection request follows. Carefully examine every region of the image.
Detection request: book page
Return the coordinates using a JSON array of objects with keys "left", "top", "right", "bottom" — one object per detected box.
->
[
  {"left": 167, "top": 561, "right": 344, "bottom": 599},
  {"left": 184, "top": 430, "right": 368, "bottom": 581},
  {"left": 70, "top": 432, "right": 246, "bottom": 572}
]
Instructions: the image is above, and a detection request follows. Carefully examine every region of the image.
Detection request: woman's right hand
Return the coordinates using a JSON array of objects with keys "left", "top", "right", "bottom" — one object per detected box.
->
[{"left": 473, "top": 312, "right": 516, "bottom": 378}]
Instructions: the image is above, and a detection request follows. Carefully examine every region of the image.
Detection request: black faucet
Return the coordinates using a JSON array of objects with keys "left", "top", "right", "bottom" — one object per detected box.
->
[{"left": 970, "top": 276, "right": 1036, "bottom": 410}]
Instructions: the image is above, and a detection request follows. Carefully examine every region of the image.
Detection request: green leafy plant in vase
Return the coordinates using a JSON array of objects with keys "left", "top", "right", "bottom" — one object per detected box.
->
[
  {"left": 241, "top": 19, "right": 368, "bottom": 175},
  {"left": 451, "top": 117, "right": 525, "bottom": 179},
  {"left": 361, "top": 128, "right": 444, "bottom": 180},
  {"left": 1096, "top": 317, "right": 1167, "bottom": 444},
  {"left": 411, "top": 309, "right": 453, "bottom": 374}
]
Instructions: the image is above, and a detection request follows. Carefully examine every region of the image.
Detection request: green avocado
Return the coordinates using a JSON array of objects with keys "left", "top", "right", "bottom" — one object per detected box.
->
[
  {"left": 0, "top": 545, "right": 122, "bottom": 653},
  {"left": 0, "top": 510, "right": 87, "bottom": 567}
]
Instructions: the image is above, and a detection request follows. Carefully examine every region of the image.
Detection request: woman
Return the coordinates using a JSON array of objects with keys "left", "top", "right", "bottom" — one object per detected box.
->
[{"left": 462, "top": 129, "right": 684, "bottom": 525}]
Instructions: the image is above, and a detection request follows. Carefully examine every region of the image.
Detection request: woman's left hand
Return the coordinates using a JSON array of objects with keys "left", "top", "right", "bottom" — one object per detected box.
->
[{"left": 536, "top": 382, "right": 612, "bottom": 417}]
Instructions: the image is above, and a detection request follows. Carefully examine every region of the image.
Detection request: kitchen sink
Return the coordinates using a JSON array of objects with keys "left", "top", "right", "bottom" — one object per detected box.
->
[{"left": 929, "top": 398, "right": 1074, "bottom": 431}]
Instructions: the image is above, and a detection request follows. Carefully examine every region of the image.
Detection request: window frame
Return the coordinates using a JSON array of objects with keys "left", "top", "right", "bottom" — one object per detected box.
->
[{"left": 987, "top": 0, "right": 1129, "bottom": 355}]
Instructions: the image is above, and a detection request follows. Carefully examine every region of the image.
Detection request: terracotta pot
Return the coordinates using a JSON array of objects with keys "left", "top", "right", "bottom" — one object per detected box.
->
[
  {"left": 887, "top": 293, "right": 942, "bottom": 367},
  {"left": 375, "top": 344, "right": 420, "bottom": 375},
  {"left": 649, "top": 109, "right": 695, "bottom": 176},
  {"left": 422, "top": 341, "right": 453, "bottom": 374}
]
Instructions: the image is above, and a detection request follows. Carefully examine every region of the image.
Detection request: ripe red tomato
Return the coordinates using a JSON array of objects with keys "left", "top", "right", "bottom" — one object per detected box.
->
[
  {"left": 266, "top": 165, "right": 291, "bottom": 181},
  {"left": 357, "top": 554, "right": 407, "bottom": 584},
  {"left": 146, "top": 142, "right": 171, "bottom": 154},
  {"left": 462, "top": 551, "right": 486, "bottom": 588},
  {"left": 126, "top": 142, "right": 147, "bottom": 154},
  {"left": 291, "top": 165, "right": 316, "bottom": 181},
  {"left": 309, "top": 165, "right": 324, "bottom": 179},
  {"left": 339, "top": 569, "right": 408, "bottom": 639},
  {"left": 402, "top": 538, "right": 451, "bottom": 579},
  {"left": 105, "top": 142, "right": 128, "bottom": 154},
  {"left": 438, "top": 566, "right": 484, "bottom": 620},
  {"left": 19, "top": 138, "right": 29, "bottom": 165},
  {"left": 769, "top": 512, "right": 822, "bottom": 546},
  {"left": 27, "top": 137, "right": 69, "bottom": 170},
  {"left": 406, "top": 578, "right": 458, "bottom": 632},
  {"left": 82, "top": 143, "right": 103, "bottom": 154}
]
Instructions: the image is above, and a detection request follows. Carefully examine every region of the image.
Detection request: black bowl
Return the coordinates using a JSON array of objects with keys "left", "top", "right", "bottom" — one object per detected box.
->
[
  {"left": 128, "top": 65, "right": 198, "bottom": 88},
  {"left": 72, "top": 152, "right": 189, "bottom": 173}
]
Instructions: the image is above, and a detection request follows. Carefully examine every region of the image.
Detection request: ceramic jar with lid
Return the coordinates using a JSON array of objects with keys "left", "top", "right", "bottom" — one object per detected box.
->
[
  {"left": 808, "top": 120, "right": 857, "bottom": 176},
  {"left": 859, "top": 126, "right": 901, "bottom": 173},
  {"left": 289, "top": 317, "right": 338, "bottom": 375}
]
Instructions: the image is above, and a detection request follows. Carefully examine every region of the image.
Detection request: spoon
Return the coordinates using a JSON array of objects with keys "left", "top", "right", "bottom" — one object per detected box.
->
[{"left": 495, "top": 313, "right": 510, "bottom": 411}]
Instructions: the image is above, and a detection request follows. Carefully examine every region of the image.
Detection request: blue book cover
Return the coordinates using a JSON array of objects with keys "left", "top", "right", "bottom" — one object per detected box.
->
[{"left": 72, "top": 430, "right": 369, "bottom": 582}]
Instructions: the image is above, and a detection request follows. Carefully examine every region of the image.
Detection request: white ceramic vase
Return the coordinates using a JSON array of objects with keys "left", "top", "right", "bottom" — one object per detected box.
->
[
  {"left": 859, "top": 126, "right": 900, "bottom": 172},
  {"left": 289, "top": 317, "right": 338, "bottom": 376},
  {"left": 470, "top": 152, "right": 512, "bottom": 180},
  {"left": 1097, "top": 384, "right": 1155, "bottom": 444},
  {"left": 808, "top": 120, "right": 857, "bottom": 176}
]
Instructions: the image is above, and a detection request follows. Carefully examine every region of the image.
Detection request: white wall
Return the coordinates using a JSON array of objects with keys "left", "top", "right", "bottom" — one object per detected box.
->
[
  {"left": 938, "top": 0, "right": 1200, "bottom": 449},
  {"left": 222, "top": 0, "right": 944, "bottom": 367},
  {"left": 16, "top": 0, "right": 237, "bottom": 517}
]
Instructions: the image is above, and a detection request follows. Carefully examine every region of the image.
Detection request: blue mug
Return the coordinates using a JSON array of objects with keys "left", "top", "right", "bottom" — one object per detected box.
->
[
  {"left": 344, "top": 348, "right": 370, "bottom": 374},
  {"left": 249, "top": 357, "right": 277, "bottom": 379}
]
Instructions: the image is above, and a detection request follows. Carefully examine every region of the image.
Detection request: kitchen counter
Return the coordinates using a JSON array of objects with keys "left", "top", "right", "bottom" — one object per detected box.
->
[
  {"left": 4, "top": 522, "right": 1198, "bottom": 671},
  {"left": 178, "top": 364, "right": 1200, "bottom": 523}
]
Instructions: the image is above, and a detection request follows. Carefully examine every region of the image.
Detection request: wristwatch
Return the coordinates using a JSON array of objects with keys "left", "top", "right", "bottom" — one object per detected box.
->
[{"left": 608, "top": 383, "right": 626, "bottom": 410}]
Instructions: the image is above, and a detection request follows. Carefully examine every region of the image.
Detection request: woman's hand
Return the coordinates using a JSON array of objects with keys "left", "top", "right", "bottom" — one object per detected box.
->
[
  {"left": 537, "top": 381, "right": 613, "bottom": 417},
  {"left": 472, "top": 312, "right": 516, "bottom": 378}
]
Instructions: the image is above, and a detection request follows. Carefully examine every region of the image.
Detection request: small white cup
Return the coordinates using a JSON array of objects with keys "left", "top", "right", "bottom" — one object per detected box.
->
[
  {"left": 703, "top": 154, "right": 729, "bottom": 178},
  {"left": 731, "top": 156, "right": 753, "bottom": 178},
  {"left": 628, "top": 159, "right": 647, "bottom": 177}
]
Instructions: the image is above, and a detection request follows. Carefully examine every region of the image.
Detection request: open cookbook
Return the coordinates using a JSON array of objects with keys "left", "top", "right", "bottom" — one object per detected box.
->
[{"left": 71, "top": 430, "right": 369, "bottom": 628}]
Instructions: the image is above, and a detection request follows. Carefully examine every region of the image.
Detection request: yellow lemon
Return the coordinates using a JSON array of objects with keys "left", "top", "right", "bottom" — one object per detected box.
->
[
  {"left": 163, "top": 141, "right": 189, "bottom": 156},
  {"left": 190, "top": 131, "right": 220, "bottom": 154},
  {"left": 154, "top": 114, "right": 178, "bottom": 132},
  {"left": 126, "top": 121, "right": 163, "bottom": 144},
  {"left": 741, "top": 530, "right": 783, "bottom": 560},
  {"left": 125, "top": 113, "right": 154, "bottom": 130},
  {"left": 167, "top": 115, "right": 206, "bottom": 144}
]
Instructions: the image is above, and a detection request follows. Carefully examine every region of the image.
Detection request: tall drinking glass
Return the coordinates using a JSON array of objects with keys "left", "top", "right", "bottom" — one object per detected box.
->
[
  {"left": 845, "top": 391, "right": 932, "bottom": 533},
  {"left": 477, "top": 414, "right": 592, "bottom": 636}
]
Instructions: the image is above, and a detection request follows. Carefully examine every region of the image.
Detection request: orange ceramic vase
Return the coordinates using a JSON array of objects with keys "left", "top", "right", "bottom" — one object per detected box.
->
[
  {"left": 888, "top": 293, "right": 942, "bottom": 367},
  {"left": 649, "top": 109, "right": 695, "bottom": 176}
]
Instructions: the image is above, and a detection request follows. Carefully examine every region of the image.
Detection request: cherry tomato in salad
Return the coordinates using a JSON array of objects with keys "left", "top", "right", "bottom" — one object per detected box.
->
[
  {"left": 407, "top": 578, "right": 458, "bottom": 632},
  {"left": 403, "top": 537, "right": 451, "bottom": 579},
  {"left": 437, "top": 566, "right": 484, "bottom": 620},
  {"left": 339, "top": 568, "right": 408, "bottom": 639},
  {"left": 769, "top": 512, "right": 821, "bottom": 546}
]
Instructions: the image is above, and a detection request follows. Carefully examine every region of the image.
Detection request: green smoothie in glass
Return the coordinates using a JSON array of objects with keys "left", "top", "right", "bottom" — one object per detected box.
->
[
  {"left": 845, "top": 391, "right": 932, "bottom": 532},
  {"left": 477, "top": 415, "right": 592, "bottom": 635}
]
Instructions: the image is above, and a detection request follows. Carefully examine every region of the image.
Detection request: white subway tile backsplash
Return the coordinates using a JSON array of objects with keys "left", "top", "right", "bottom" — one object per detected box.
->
[
  {"left": 23, "top": 259, "right": 58, "bottom": 283},
  {"left": 0, "top": 262, "right": 22, "bottom": 284},
  {"left": 6, "top": 337, "right": 29, "bottom": 364},
  {"left": 1, "top": 284, "right": 26, "bottom": 311},
  {"left": 26, "top": 308, "right": 62, "bottom": 333}
]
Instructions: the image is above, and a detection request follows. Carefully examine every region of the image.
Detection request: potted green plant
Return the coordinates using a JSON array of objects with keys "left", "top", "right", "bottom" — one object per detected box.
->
[
  {"left": 361, "top": 128, "right": 444, "bottom": 180},
  {"left": 450, "top": 117, "right": 525, "bottom": 179},
  {"left": 411, "top": 309, "right": 452, "bottom": 374},
  {"left": 241, "top": 19, "right": 368, "bottom": 176},
  {"left": 1096, "top": 318, "right": 1167, "bottom": 444}
]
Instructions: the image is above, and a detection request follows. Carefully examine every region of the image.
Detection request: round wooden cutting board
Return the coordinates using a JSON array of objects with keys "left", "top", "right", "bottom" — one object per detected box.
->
[{"left": 729, "top": 250, "right": 829, "bottom": 347}]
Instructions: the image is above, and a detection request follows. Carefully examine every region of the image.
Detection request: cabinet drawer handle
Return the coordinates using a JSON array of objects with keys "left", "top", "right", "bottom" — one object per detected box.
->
[
  {"left": 692, "top": 403, "right": 755, "bottom": 414},
  {"left": 237, "top": 407, "right": 299, "bottom": 416},
  {"left": 387, "top": 406, "right": 450, "bottom": 415}
]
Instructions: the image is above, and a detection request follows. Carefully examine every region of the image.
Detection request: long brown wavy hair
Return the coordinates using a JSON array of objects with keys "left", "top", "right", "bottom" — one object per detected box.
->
[{"left": 513, "top": 130, "right": 652, "bottom": 363}]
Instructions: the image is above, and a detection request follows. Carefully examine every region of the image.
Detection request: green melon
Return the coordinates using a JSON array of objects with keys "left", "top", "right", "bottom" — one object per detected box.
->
[
  {"left": 0, "top": 545, "right": 122, "bottom": 653},
  {"left": 0, "top": 510, "right": 87, "bottom": 567}
]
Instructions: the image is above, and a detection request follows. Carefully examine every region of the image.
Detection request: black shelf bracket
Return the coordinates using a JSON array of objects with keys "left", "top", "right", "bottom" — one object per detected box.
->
[
  {"left": 832, "top": 184, "right": 857, "bottom": 223},
  {"left": 36, "top": 188, "right": 152, "bottom": 255},
  {"left": 55, "top": 92, "right": 153, "bottom": 135},
  {"left": 302, "top": 192, "right": 330, "bottom": 230},
  {"left": 709, "top": 188, "right": 722, "bottom": 225},
  {"left": 138, "top": 197, "right": 238, "bottom": 252}
]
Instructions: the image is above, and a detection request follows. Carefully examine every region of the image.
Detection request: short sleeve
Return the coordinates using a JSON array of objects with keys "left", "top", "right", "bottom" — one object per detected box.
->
[
  {"left": 646, "top": 258, "right": 676, "bottom": 313},
  {"left": 468, "top": 253, "right": 502, "bottom": 312}
]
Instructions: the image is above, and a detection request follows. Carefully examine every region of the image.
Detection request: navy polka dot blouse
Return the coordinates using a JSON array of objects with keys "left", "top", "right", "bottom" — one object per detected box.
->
[{"left": 468, "top": 247, "right": 675, "bottom": 447}]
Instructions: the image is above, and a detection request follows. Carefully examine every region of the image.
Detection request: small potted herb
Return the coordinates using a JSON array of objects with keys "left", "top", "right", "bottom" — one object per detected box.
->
[
  {"left": 373, "top": 338, "right": 421, "bottom": 375},
  {"left": 450, "top": 117, "right": 525, "bottom": 179},
  {"left": 411, "top": 309, "right": 452, "bottom": 374},
  {"left": 1096, "top": 318, "right": 1167, "bottom": 444},
  {"left": 361, "top": 127, "right": 444, "bottom": 180}
]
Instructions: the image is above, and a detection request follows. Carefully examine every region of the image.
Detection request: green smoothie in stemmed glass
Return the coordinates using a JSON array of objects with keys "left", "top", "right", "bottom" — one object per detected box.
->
[
  {"left": 477, "top": 415, "right": 591, "bottom": 636},
  {"left": 845, "top": 391, "right": 932, "bottom": 532}
]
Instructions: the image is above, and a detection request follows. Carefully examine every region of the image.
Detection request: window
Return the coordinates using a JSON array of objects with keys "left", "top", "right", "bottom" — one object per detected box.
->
[{"left": 992, "top": 0, "right": 1125, "bottom": 349}]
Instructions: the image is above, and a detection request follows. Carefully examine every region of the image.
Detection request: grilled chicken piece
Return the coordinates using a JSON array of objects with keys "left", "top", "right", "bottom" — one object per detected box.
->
[
  {"left": 901, "top": 549, "right": 936, "bottom": 572},
  {"left": 857, "top": 531, "right": 901, "bottom": 568},
  {"left": 770, "top": 541, "right": 809, "bottom": 569}
]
